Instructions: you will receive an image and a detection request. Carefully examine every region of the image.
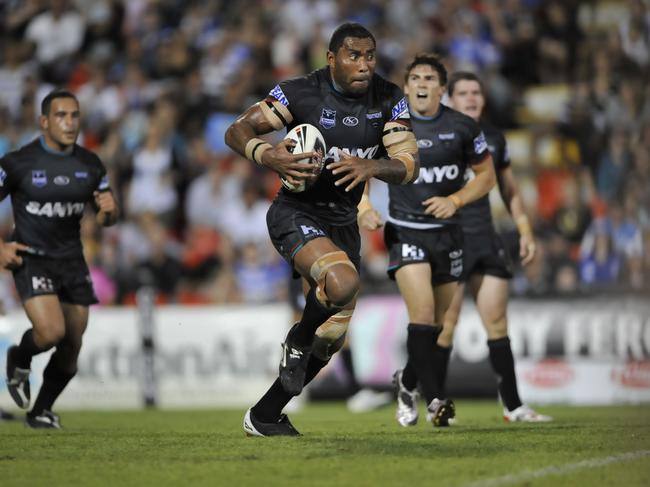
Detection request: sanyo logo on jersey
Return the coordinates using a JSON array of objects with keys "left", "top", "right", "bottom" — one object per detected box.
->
[
  {"left": 326, "top": 145, "right": 379, "bottom": 161},
  {"left": 26, "top": 201, "right": 85, "bottom": 217},
  {"left": 414, "top": 164, "right": 460, "bottom": 184}
]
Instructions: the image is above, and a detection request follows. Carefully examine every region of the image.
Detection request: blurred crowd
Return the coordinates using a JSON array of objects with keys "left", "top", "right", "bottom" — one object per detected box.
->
[{"left": 0, "top": 0, "right": 648, "bottom": 308}]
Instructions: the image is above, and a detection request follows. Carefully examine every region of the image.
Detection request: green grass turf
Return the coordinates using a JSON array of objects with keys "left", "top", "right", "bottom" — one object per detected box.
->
[{"left": 1, "top": 401, "right": 649, "bottom": 487}]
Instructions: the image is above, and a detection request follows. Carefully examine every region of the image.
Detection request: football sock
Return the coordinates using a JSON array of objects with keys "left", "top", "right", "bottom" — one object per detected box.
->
[
  {"left": 433, "top": 343, "right": 452, "bottom": 397},
  {"left": 290, "top": 287, "right": 336, "bottom": 348},
  {"left": 406, "top": 323, "right": 442, "bottom": 404},
  {"left": 487, "top": 337, "right": 523, "bottom": 411},
  {"left": 14, "top": 329, "right": 50, "bottom": 369},
  {"left": 251, "top": 355, "right": 329, "bottom": 423},
  {"left": 401, "top": 323, "right": 443, "bottom": 392},
  {"left": 339, "top": 348, "right": 360, "bottom": 393},
  {"left": 30, "top": 353, "right": 76, "bottom": 415},
  {"left": 400, "top": 361, "right": 417, "bottom": 391}
]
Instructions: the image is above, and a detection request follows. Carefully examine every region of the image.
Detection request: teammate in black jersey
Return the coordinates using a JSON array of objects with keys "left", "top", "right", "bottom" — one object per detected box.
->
[
  {"left": 382, "top": 54, "right": 496, "bottom": 428},
  {"left": 225, "top": 23, "right": 419, "bottom": 436},
  {"left": 1, "top": 90, "right": 117, "bottom": 428},
  {"left": 440, "top": 72, "right": 551, "bottom": 422}
]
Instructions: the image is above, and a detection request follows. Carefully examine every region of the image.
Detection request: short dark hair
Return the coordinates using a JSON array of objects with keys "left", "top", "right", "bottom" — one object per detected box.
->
[
  {"left": 404, "top": 53, "right": 448, "bottom": 86},
  {"left": 328, "top": 22, "right": 376, "bottom": 53},
  {"left": 447, "top": 71, "right": 483, "bottom": 97},
  {"left": 41, "top": 89, "right": 78, "bottom": 115}
]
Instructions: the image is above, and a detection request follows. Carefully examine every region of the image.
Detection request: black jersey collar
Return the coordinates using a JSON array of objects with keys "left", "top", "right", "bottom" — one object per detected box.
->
[
  {"left": 39, "top": 136, "right": 74, "bottom": 156},
  {"left": 325, "top": 67, "right": 369, "bottom": 100},
  {"left": 409, "top": 104, "right": 445, "bottom": 122}
]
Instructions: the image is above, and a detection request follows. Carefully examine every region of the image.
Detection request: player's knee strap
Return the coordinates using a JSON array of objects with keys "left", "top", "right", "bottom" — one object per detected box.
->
[
  {"left": 312, "top": 309, "right": 352, "bottom": 360},
  {"left": 310, "top": 251, "right": 357, "bottom": 309}
]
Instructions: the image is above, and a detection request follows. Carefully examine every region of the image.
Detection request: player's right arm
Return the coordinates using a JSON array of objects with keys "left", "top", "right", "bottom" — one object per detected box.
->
[
  {"left": 497, "top": 165, "right": 536, "bottom": 265},
  {"left": 224, "top": 99, "right": 316, "bottom": 187},
  {"left": 0, "top": 158, "right": 29, "bottom": 268}
]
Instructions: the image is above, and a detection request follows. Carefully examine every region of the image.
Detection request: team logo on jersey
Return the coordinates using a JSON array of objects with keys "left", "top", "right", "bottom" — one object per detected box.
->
[
  {"left": 319, "top": 108, "right": 336, "bottom": 129},
  {"left": 32, "top": 170, "right": 47, "bottom": 187},
  {"left": 449, "top": 249, "right": 463, "bottom": 259},
  {"left": 390, "top": 97, "right": 409, "bottom": 121},
  {"left": 269, "top": 85, "right": 289, "bottom": 107},
  {"left": 474, "top": 131, "right": 488, "bottom": 154},
  {"left": 0, "top": 168, "right": 6, "bottom": 187},
  {"left": 54, "top": 175, "right": 70, "bottom": 186},
  {"left": 417, "top": 139, "right": 433, "bottom": 149},
  {"left": 75, "top": 171, "right": 88, "bottom": 179},
  {"left": 342, "top": 116, "right": 358, "bottom": 127},
  {"left": 438, "top": 132, "right": 455, "bottom": 140}
]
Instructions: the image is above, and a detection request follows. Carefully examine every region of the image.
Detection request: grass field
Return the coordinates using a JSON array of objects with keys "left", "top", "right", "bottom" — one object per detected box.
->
[{"left": 1, "top": 401, "right": 649, "bottom": 487}]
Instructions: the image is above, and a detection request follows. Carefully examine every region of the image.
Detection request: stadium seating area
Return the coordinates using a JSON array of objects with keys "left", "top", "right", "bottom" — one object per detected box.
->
[{"left": 0, "top": 0, "right": 648, "bottom": 308}]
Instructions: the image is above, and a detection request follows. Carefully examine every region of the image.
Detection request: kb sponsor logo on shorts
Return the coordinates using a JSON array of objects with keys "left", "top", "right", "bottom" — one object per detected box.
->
[
  {"left": 32, "top": 276, "right": 54, "bottom": 292},
  {"left": 300, "top": 225, "right": 325, "bottom": 237},
  {"left": 402, "top": 244, "right": 425, "bottom": 260}
]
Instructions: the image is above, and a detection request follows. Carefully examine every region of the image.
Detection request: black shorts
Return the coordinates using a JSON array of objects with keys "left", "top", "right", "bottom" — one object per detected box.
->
[
  {"left": 267, "top": 200, "right": 361, "bottom": 273},
  {"left": 12, "top": 255, "right": 98, "bottom": 305},
  {"left": 462, "top": 230, "right": 513, "bottom": 280},
  {"left": 385, "top": 222, "right": 463, "bottom": 284}
]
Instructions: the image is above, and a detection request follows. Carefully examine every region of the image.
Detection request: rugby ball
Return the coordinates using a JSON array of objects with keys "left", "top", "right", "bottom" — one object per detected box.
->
[{"left": 282, "top": 123, "right": 326, "bottom": 192}]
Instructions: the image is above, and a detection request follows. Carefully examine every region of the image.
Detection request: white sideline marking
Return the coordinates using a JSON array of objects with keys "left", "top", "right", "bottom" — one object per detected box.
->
[{"left": 463, "top": 450, "right": 650, "bottom": 487}]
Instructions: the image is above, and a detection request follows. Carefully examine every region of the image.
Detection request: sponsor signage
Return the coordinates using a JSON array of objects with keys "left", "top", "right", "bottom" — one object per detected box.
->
[{"left": 0, "top": 297, "right": 647, "bottom": 409}]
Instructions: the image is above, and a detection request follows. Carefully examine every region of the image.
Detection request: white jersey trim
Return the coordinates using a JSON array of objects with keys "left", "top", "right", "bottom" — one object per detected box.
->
[{"left": 387, "top": 215, "right": 444, "bottom": 230}]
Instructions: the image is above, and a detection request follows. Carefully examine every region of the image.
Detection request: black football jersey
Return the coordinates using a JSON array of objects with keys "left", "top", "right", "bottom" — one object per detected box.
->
[
  {"left": 0, "top": 137, "right": 110, "bottom": 259},
  {"left": 388, "top": 105, "right": 489, "bottom": 228},
  {"left": 459, "top": 122, "right": 511, "bottom": 234},
  {"left": 268, "top": 67, "right": 410, "bottom": 225}
]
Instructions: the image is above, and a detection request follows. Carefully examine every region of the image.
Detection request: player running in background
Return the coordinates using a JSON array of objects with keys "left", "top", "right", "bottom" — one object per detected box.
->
[
  {"left": 441, "top": 72, "right": 552, "bottom": 423},
  {"left": 386, "top": 54, "right": 496, "bottom": 428},
  {"left": 2, "top": 90, "right": 118, "bottom": 428},
  {"left": 225, "top": 23, "right": 419, "bottom": 436}
]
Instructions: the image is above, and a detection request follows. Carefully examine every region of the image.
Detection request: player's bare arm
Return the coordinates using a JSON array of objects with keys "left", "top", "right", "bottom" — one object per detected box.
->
[
  {"left": 497, "top": 166, "right": 536, "bottom": 265},
  {"left": 422, "top": 156, "right": 496, "bottom": 219},
  {"left": 224, "top": 103, "right": 317, "bottom": 187},
  {"left": 94, "top": 190, "right": 119, "bottom": 227}
]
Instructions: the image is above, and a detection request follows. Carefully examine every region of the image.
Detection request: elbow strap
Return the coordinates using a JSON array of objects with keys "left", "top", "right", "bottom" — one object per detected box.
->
[
  {"left": 383, "top": 121, "right": 417, "bottom": 184},
  {"left": 260, "top": 98, "right": 293, "bottom": 130}
]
